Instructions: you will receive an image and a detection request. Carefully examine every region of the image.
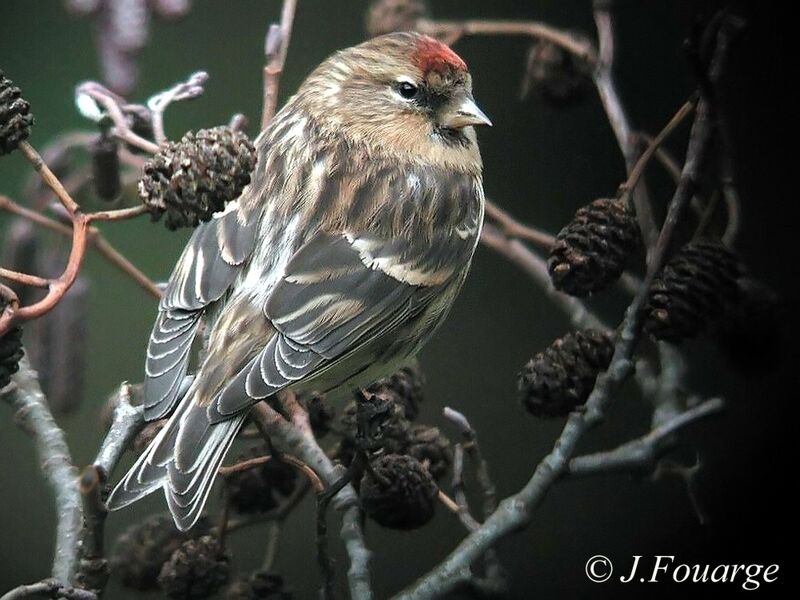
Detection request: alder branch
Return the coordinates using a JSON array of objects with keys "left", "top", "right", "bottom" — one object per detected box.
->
[
  {"left": 0, "top": 196, "right": 160, "bottom": 300},
  {"left": 418, "top": 19, "right": 596, "bottom": 61},
  {"left": 2, "top": 356, "right": 82, "bottom": 585},
  {"left": 484, "top": 199, "right": 555, "bottom": 251},
  {"left": 75, "top": 82, "right": 160, "bottom": 154},
  {"left": 480, "top": 224, "right": 608, "bottom": 331},
  {"left": 567, "top": 396, "right": 725, "bottom": 477},
  {"left": 617, "top": 99, "right": 696, "bottom": 203},
  {"left": 250, "top": 402, "right": 373, "bottom": 600},
  {"left": 0, "top": 580, "right": 96, "bottom": 600},
  {"left": 261, "top": 0, "right": 298, "bottom": 128},
  {"left": 93, "top": 383, "right": 145, "bottom": 477},
  {"left": 442, "top": 408, "right": 507, "bottom": 595},
  {"left": 0, "top": 146, "right": 158, "bottom": 335},
  {"left": 447, "top": 445, "right": 480, "bottom": 531},
  {"left": 147, "top": 71, "right": 209, "bottom": 145},
  {"left": 592, "top": 1, "right": 658, "bottom": 252}
]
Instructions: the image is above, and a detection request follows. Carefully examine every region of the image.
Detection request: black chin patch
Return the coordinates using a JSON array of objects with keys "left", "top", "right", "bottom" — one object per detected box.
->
[{"left": 433, "top": 126, "right": 471, "bottom": 148}]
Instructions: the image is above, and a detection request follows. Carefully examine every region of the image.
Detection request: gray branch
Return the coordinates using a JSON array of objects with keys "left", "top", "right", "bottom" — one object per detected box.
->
[
  {"left": 568, "top": 396, "right": 725, "bottom": 477},
  {"left": 2, "top": 356, "right": 82, "bottom": 584},
  {"left": 92, "top": 382, "right": 144, "bottom": 477},
  {"left": 592, "top": 1, "right": 658, "bottom": 250},
  {"left": 0, "top": 579, "right": 96, "bottom": 600},
  {"left": 480, "top": 224, "right": 608, "bottom": 332},
  {"left": 251, "top": 404, "right": 373, "bottom": 600}
]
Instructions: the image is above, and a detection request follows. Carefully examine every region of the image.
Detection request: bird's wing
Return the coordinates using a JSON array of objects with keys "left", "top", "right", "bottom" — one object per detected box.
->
[
  {"left": 144, "top": 205, "right": 259, "bottom": 419},
  {"left": 206, "top": 228, "right": 473, "bottom": 422}
]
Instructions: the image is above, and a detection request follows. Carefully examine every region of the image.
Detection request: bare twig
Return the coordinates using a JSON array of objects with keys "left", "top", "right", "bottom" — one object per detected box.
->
[
  {"left": 617, "top": 99, "right": 696, "bottom": 203},
  {"left": 479, "top": 224, "right": 608, "bottom": 331},
  {"left": 637, "top": 132, "right": 683, "bottom": 183},
  {"left": 567, "top": 397, "right": 725, "bottom": 477},
  {"left": 448, "top": 445, "right": 481, "bottom": 532},
  {"left": 261, "top": 0, "right": 298, "bottom": 128},
  {"left": 0, "top": 195, "right": 160, "bottom": 300},
  {"left": 17, "top": 142, "right": 81, "bottom": 215},
  {"left": 75, "top": 82, "right": 161, "bottom": 154},
  {"left": 437, "top": 490, "right": 466, "bottom": 520},
  {"left": 443, "top": 408, "right": 496, "bottom": 519},
  {"left": 218, "top": 453, "right": 325, "bottom": 492},
  {"left": 484, "top": 200, "right": 555, "bottom": 251},
  {"left": 0, "top": 149, "right": 160, "bottom": 335},
  {"left": 147, "top": 71, "right": 209, "bottom": 144},
  {"left": 93, "top": 383, "right": 145, "bottom": 477},
  {"left": 652, "top": 455, "right": 707, "bottom": 524},
  {"left": 592, "top": 3, "right": 658, "bottom": 251},
  {"left": 250, "top": 402, "right": 373, "bottom": 600},
  {"left": 442, "top": 408, "right": 506, "bottom": 594},
  {"left": 76, "top": 467, "right": 109, "bottom": 593},
  {"left": 418, "top": 19, "right": 596, "bottom": 61},
  {"left": 2, "top": 356, "right": 82, "bottom": 585},
  {"left": 0, "top": 580, "right": 96, "bottom": 600},
  {"left": 0, "top": 268, "right": 49, "bottom": 289}
]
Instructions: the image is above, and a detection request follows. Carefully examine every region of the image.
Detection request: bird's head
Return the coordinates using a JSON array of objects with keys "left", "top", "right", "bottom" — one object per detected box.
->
[{"left": 294, "top": 32, "right": 490, "bottom": 172}]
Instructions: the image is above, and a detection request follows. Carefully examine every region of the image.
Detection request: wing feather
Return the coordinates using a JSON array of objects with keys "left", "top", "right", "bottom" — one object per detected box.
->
[
  {"left": 144, "top": 206, "right": 259, "bottom": 420},
  {"left": 207, "top": 232, "right": 445, "bottom": 421}
]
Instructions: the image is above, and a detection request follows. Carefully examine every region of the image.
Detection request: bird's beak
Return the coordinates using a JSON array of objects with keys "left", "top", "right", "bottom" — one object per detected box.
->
[{"left": 440, "top": 94, "right": 493, "bottom": 129}]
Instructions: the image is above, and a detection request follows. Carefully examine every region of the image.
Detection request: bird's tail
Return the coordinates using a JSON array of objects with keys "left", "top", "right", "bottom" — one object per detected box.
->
[{"left": 106, "top": 386, "right": 246, "bottom": 531}]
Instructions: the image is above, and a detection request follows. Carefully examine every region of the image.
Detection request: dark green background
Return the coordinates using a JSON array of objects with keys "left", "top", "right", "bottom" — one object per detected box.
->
[{"left": 1, "top": 1, "right": 794, "bottom": 598}]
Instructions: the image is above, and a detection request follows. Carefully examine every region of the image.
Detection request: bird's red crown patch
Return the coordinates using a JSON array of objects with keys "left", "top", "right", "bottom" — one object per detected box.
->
[{"left": 412, "top": 36, "right": 468, "bottom": 75}]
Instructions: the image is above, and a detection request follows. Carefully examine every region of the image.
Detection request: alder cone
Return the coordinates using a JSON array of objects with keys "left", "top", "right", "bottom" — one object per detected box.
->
[
  {"left": 548, "top": 198, "right": 640, "bottom": 297},
  {"left": 111, "top": 515, "right": 210, "bottom": 591},
  {"left": 0, "top": 297, "right": 24, "bottom": 390},
  {"left": 360, "top": 454, "right": 438, "bottom": 530},
  {"left": 0, "top": 69, "right": 34, "bottom": 155},
  {"left": 139, "top": 126, "right": 256, "bottom": 230},
  {"left": 407, "top": 424, "right": 452, "bottom": 481},
  {"left": 158, "top": 535, "right": 230, "bottom": 599},
  {"left": 520, "top": 36, "right": 594, "bottom": 107},
  {"left": 644, "top": 239, "right": 741, "bottom": 342},
  {"left": 365, "top": 0, "right": 430, "bottom": 38},
  {"left": 518, "top": 329, "right": 614, "bottom": 417},
  {"left": 364, "top": 364, "right": 425, "bottom": 420}
]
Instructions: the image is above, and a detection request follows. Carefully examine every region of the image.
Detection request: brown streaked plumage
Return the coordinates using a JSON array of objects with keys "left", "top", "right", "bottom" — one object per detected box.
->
[{"left": 107, "top": 31, "right": 490, "bottom": 530}]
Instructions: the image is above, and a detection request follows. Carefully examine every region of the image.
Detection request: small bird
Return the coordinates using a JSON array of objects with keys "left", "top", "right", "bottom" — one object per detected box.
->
[{"left": 107, "top": 32, "right": 491, "bottom": 530}]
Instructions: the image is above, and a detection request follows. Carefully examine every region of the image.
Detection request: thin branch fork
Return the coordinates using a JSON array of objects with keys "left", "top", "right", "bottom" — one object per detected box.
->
[
  {"left": 0, "top": 142, "right": 158, "bottom": 335},
  {"left": 0, "top": 195, "right": 161, "bottom": 301},
  {"left": 249, "top": 401, "right": 373, "bottom": 600},
  {"left": 567, "top": 396, "right": 725, "bottom": 477},
  {"left": 617, "top": 98, "right": 696, "bottom": 204},
  {"left": 75, "top": 83, "right": 160, "bottom": 154}
]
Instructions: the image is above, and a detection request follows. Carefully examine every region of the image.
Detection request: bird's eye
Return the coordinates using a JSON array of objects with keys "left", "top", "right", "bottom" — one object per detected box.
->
[{"left": 396, "top": 81, "right": 419, "bottom": 100}]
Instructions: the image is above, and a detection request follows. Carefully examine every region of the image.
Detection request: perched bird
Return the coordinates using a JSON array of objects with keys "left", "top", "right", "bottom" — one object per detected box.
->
[{"left": 107, "top": 32, "right": 491, "bottom": 530}]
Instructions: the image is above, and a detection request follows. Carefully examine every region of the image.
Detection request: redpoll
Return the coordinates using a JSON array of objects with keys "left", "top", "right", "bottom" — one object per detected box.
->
[{"left": 108, "top": 32, "right": 490, "bottom": 530}]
